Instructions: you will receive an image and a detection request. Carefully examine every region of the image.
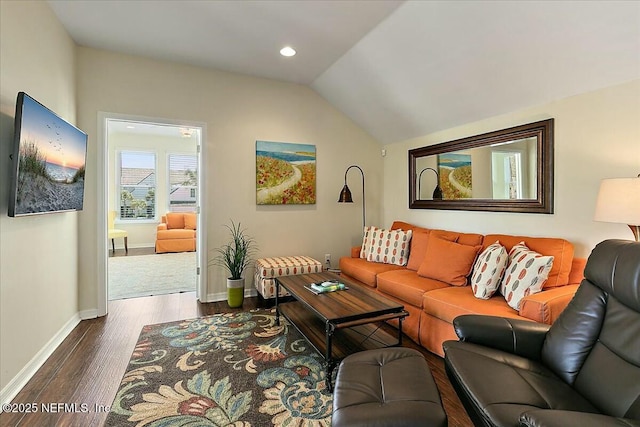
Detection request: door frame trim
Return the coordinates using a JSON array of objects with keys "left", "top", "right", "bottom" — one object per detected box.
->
[{"left": 97, "top": 112, "right": 208, "bottom": 316}]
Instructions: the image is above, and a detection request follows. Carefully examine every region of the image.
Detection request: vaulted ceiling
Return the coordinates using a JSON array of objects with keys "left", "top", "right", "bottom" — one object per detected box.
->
[{"left": 48, "top": 0, "right": 640, "bottom": 144}]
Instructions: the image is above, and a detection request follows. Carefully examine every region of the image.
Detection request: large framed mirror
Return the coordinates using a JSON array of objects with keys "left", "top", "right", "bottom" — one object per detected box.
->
[{"left": 409, "top": 119, "right": 554, "bottom": 213}]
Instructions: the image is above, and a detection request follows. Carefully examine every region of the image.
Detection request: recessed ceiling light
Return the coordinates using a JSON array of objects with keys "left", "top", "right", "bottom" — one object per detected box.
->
[
  {"left": 280, "top": 46, "right": 296, "bottom": 57},
  {"left": 126, "top": 125, "right": 135, "bottom": 129}
]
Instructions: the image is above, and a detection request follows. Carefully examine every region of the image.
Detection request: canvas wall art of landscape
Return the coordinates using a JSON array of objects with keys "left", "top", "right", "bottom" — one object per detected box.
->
[
  {"left": 256, "top": 140, "right": 316, "bottom": 205},
  {"left": 438, "top": 153, "right": 472, "bottom": 199},
  {"left": 11, "top": 93, "right": 87, "bottom": 215}
]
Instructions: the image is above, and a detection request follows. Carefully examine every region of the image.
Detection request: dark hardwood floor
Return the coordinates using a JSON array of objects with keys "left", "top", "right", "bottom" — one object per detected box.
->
[
  {"left": 1, "top": 293, "right": 472, "bottom": 427},
  {"left": 108, "top": 246, "right": 155, "bottom": 258}
]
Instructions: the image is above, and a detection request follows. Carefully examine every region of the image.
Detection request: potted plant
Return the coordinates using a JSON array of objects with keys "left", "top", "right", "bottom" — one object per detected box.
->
[{"left": 213, "top": 220, "right": 257, "bottom": 307}]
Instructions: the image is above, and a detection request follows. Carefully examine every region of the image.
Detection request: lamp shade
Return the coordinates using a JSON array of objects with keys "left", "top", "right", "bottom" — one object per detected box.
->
[
  {"left": 338, "top": 184, "right": 353, "bottom": 203},
  {"left": 594, "top": 177, "right": 640, "bottom": 225}
]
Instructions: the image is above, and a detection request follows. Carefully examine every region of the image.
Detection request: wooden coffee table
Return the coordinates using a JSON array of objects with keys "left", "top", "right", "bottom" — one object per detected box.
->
[{"left": 275, "top": 271, "right": 408, "bottom": 390}]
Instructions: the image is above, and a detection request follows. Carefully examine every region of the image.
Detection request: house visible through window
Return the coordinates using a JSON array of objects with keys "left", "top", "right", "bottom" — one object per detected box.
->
[
  {"left": 120, "top": 151, "right": 156, "bottom": 219},
  {"left": 168, "top": 154, "right": 198, "bottom": 212}
]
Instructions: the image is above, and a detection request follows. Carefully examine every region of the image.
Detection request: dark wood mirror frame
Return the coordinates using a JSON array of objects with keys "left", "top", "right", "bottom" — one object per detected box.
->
[{"left": 409, "top": 118, "right": 554, "bottom": 213}]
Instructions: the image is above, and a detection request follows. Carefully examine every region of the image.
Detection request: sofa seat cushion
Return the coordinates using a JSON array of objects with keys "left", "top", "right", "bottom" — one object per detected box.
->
[
  {"left": 156, "top": 229, "right": 196, "bottom": 240},
  {"left": 423, "top": 287, "right": 523, "bottom": 324},
  {"left": 339, "top": 257, "right": 403, "bottom": 288},
  {"left": 443, "top": 341, "right": 599, "bottom": 426},
  {"left": 377, "top": 270, "right": 449, "bottom": 308},
  {"left": 483, "top": 234, "right": 574, "bottom": 288}
]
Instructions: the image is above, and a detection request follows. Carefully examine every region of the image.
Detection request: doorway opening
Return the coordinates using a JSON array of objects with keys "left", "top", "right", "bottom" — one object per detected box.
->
[{"left": 97, "top": 114, "right": 207, "bottom": 315}]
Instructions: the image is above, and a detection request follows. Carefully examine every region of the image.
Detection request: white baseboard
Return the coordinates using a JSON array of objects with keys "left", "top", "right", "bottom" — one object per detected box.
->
[
  {"left": 0, "top": 312, "right": 81, "bottom": 406},
  {"left": 79, "top": 309, "right": 98, "bottom": 320},
  {"left": 205, "top": 288, "right": 257, "bottom": 303},
  {"left": 1, "top": 287, "right": 261, "bottom": 406}
]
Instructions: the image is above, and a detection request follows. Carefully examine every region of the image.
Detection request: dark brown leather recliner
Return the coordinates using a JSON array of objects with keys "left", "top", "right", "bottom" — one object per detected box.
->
[{"left": 443, "top": 239, "right": 640, "bottom": 427}]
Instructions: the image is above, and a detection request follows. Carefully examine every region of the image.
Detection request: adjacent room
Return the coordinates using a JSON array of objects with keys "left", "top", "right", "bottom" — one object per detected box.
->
[
  {"left": 1, "top": 1, "right": 638, "bottom": 426},
  {"left": 106, "top": 120, "right": 200, "bottom": 300}
]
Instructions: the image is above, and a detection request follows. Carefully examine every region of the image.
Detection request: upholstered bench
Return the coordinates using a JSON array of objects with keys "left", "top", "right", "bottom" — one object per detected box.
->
[
  {"left": 332, "top": 348, "right": 447, "bottom": 427},
  {"left": 254, "top": 256, "right": 323, "bottom": 299}
]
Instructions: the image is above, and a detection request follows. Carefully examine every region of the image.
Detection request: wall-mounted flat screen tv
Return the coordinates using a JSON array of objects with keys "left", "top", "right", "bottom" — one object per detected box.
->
[{"left": 8, "top": 92, "right": 88, "bottom": 217}]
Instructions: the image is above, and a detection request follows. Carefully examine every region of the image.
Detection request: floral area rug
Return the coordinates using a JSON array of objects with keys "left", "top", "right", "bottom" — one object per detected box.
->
[{"left": 104, "top": 309, "right": 332, "bottom": 426}]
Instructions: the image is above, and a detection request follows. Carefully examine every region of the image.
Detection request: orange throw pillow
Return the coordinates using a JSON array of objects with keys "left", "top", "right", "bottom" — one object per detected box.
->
[
  {"left": 184, "top": 213, "right": 197, "bottom": 230},
  {"left": 418, "top": 236, "right": 482, "bottom": 286},
  {"left": 406, "top": 229, "right": 431, "bottom": 270},
  {"left": 406, "top": 230, "right": 458, "bottom": 271},
  {"left": 166, "top": 213, "right": 185, "bottom": 229}
]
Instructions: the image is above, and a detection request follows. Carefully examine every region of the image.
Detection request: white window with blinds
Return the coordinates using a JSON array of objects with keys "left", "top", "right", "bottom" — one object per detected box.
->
[
  {"left": 119, "top": 151, "right": 156, "bottom": 219},
  {"left": 168, "top": 154, "right": 198, "bottom": 212}
]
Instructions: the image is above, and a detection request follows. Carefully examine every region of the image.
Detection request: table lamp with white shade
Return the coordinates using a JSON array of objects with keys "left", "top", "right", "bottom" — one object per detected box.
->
[{"left": 594, "top": 174, "right": 640, "bottom": 241}]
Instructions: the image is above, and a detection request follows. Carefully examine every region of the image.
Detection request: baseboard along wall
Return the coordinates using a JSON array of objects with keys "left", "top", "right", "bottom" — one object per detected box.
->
[{"left": 0, "top": 313, "right": 82, "bottom": 406}]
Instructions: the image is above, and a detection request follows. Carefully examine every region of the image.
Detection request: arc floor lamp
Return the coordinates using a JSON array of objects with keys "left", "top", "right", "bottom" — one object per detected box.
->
[
  {"left": 338, "top": 165, "right": 365, "bottom": 230},
  {"left": 418, "top": 167, "right": 443, "bottom": 200}
]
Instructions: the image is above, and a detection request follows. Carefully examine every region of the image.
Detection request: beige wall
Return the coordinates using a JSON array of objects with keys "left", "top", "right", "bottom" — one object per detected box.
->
[
  {"left": 0, "top": 1, "right": 78, "bottom": 391},
  {"left": 77, "top": 47, "right": 383, "bottom": 309},
  {"left": 383, "top": 79, "right": 640, "bottom": 257}
]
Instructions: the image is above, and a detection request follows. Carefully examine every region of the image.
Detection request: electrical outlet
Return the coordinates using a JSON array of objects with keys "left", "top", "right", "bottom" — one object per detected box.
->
[{"left": 324, "top": 253, "right": 331, "bottom": 266}]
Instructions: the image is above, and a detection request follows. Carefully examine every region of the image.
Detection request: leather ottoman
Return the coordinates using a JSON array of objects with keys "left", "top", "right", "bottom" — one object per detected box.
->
[{"left": 332, "top": 347, "right": 447, "bottom": 427}]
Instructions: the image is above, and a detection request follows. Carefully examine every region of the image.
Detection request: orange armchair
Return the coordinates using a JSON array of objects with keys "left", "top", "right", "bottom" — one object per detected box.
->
[{"left": 155, "top": 212, "right": 196, "bottom": 254}]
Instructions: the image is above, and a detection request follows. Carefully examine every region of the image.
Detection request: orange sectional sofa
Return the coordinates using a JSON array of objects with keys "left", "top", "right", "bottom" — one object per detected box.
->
[
  {"left": 155, "top": 212, "right": 197, "bottom": 254},
  {"left": 339, "top": 221, "right": 586, "bottom": 357}
]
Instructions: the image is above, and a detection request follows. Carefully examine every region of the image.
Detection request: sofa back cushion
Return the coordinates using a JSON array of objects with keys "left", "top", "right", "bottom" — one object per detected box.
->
[
  {"left": 542, "top": 240, "right": 640, "bottom": 419},
  {"left": 390, "top": 221, "right": 426, "bottom": 233},
  {"left": 483, "top": 234, "right": 573, "bottom": 288},
  {"left": 417, "top": 236, "right": 482, "bottom": 286},
  {"left": 166, "top": 213, "right": 186, "bottom": 230},
  {"left": 398, "top": 223, "right": 483, "bottom": 272},
  {"left": 434, "top": 230, "right": 483, "bottom": 247}
]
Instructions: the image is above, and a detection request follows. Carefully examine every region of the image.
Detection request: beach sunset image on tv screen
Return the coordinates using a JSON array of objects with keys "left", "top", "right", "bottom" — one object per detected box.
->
[{"left": 9, "top": 92, "right": 88, "bottom": 216}]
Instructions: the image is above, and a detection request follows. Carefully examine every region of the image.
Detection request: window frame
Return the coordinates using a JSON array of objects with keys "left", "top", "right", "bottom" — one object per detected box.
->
[
  {"left": 166, "top": 152, "right": 198, "bottom": 214},
  {"left": 117, "top": 150, "right": 158, "bottom": 222}
]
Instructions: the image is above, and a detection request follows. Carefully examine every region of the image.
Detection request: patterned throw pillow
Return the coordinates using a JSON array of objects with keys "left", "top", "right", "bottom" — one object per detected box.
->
[
  {"left": 471, "top": 241, "right": 508, "bottom": 299},
  {"left": 501, "top": 242, "right": 554, "bottom": 310},
  {"left": 359, "top": 226, "right": 378, "bottom": 258},
  {"left": 366, "top": 228, "right": 413, "bottom": 266}
]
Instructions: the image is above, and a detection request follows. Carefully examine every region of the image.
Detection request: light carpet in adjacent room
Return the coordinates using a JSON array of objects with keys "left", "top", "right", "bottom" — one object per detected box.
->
[
  {"left": 104, "top": 309, "right": 332, "bottom": 426},
  {"left": 109, "top": 252, "right": 196, "bottom": 300}
]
